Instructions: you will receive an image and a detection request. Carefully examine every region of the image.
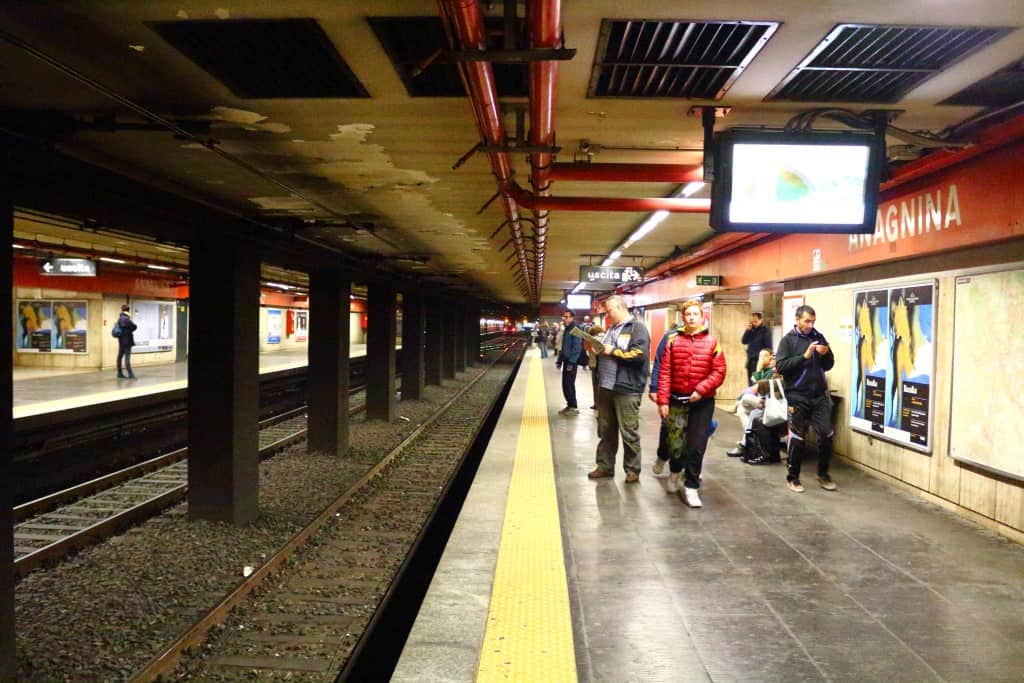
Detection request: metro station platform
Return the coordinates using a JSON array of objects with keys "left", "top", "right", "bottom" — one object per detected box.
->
[
  {"left": 394, "top": 348, "right": 1024, "bottom": 682},
  {"left": 13, "top": 345, "right": 369, "bottom": 418}
]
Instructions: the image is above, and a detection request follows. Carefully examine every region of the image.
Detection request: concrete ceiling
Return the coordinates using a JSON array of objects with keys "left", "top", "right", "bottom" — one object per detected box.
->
[{"left": 1, "top": 1, "right": 1022, "bottom": 304}]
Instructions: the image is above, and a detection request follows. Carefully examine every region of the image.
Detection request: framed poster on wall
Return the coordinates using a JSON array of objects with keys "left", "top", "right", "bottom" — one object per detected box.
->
[
  {"left": 267, "top": 308, "right": 282, "bottom": 344},
  {"left": 849, "top": 281, "right": 935, "bottom": 452},
  {"left": 295, "top": 310, "right": 308, "bottom": 342},
  {"left": 131, "top": 300, "right": 175, "bottom": 354},
  {"left": 16, "top": 299, "right": 89, "bottom": 353}
]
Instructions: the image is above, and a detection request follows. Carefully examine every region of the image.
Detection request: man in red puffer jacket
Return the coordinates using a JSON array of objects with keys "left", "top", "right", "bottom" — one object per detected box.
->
[{"left": 657, "top": 299, "right": 726, "bottom": 508}]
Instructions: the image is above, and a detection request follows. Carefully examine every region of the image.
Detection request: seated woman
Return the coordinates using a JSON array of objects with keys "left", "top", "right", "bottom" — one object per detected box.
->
[{"left": 726, "top": 349, "right": 774, "bottom": 457}]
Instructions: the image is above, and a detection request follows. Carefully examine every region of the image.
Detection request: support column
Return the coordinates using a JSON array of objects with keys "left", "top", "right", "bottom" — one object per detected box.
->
[
  {"left": 366, "top": 283, "right": 397, "bottom": 421},
  {"left": 442, "top": 303, "right": 456, "bottom": 379},
  {"left": 424, "top": 297, "right": 443, "bottom": 386},
  {"left": 400, "top": 292, "right": 425, "bottom": 399},
  {"left": 464, "top": 306, "right": 477, "bottom": 366},
  {"left": 308, "top": 270, "right": 351, "bottom": 455},
  {"left": 187, "top": 240, "right": 260, "bottom": 525},
  {"left": 1, "top": 189, "right": 16, "bottom": 679},
  {"left": 454, "top": 303, "right": 467, "bottom": 373}
]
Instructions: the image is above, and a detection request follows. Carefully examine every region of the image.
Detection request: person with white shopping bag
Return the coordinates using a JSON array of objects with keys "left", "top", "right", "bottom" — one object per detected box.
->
[{"left": 774, "top": 305, "right": 838, "bottom": 493}]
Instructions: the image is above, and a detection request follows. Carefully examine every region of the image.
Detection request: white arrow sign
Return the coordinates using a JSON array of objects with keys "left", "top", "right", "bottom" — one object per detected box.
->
[{"left": 42, "top": 261, "right": 54, "bottom": 273}]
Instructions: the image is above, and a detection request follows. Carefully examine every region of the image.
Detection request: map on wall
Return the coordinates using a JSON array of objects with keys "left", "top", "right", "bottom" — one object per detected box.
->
[
  {"left": 849, "top": 281, "right": 935, "bottom": 452},
  {"left": 950, "top": 268, "right": 1024, "bottom": 481}
]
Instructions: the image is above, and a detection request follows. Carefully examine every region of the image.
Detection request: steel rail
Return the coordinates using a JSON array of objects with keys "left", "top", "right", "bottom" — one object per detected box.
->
[{"left": 128, "top": 340, "right": 521, "bottom": 683}]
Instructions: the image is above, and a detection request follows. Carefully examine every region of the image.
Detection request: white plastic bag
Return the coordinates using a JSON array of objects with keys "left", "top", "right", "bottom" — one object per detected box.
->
[{"left": 762, "top": 379, "right": 789, "bottom": 427}]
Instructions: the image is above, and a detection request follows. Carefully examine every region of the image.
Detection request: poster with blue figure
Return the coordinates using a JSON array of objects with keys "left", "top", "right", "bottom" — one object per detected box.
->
[
  {"left": 850, "top": 289, "right": 888, "bottom": 433},
  {"left": 886, "top": 284, "right": 934, "bottom": 447},
  {"left": 267, "top": 308, "right": 282, "bottom": 344}
]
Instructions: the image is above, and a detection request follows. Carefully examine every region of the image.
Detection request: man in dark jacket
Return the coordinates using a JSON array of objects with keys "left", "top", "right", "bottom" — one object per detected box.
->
[
  {"left": 557, "top": 310, "right": 583, "bottom": 415},
  {"left": 741, "top": 312, "right": 772, "bottom": 384},
  {"left": 589, "top": 295, "right": 650, "bottom": 483},
  {"left": 774, "top": 305, "right": 836, "bottom": 493},
  {"left": 115, "top": 304, "right": 138, "bottom": 379}
]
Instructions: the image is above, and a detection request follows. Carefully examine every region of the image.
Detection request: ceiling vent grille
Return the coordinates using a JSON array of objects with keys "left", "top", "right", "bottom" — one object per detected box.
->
[
  {"left": 942, "top": 57, "right": 1024, "bottom": 108},
  {"left": 768, "top": 23, "right": 1012, "bottom": 103},
  {"left": 368, "top": 17, "right": 528, "bottom": 97},
  {"left": 149, "top": 18, "right": 369, "bottom": 98},
  {"left": 588, "top": 19, "right": 778, "bottom": 99}
]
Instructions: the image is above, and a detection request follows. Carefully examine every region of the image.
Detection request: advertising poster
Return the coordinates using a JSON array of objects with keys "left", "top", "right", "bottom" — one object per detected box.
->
[
  {"left": 17, "top": 300, "right": 89, "bottom": 353},
  {"left": 267, "top": 308, "right": 282, "bottom": 344},
  {"left": 851, "top": 289, "right": 888, "bottom": 433},
  {"left": 886, "top": 285, "right": 934, "bottom": 447},
  {"left": 850, "top": 281, "right": 935, "bottom": 452},
  {"left": 132, "top": 301, "right": 175, "bottom": 354},
  {"left": 295, "top": 310, "right": 308, "bottom": 342}
]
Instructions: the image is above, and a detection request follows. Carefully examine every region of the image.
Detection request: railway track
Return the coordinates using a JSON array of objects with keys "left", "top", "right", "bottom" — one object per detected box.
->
[
  {"left": 131, "top": 340, "right": 524, "bottom": 682},
  {"left": 13, "top": 402, "right": 348, "bottom": 577}
]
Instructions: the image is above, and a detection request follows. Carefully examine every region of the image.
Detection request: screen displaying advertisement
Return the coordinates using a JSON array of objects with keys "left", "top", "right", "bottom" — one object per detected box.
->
[
  {"left": 710, "top": 130, "right": 882, "bottom": 234},
  {"left": 267, "top": 308, "right": 282, "bottom": 344},
  {"left": 729, "top": 143, "right": 871, "bottom": 225},
  {"left": 566, "top": 294, "right": 592, "bottom": 310},
  {"left": 17, "top": 299, "right": 89, "bottom": 353},
  {"left": 295, "top": 310, "right": 308, "bottom": 342},
  {"left": 131, "top": 300, "right": 175, "bottom": 354},
  {"left": 849, "top": 281, "right": 935, "bottom": 452}
]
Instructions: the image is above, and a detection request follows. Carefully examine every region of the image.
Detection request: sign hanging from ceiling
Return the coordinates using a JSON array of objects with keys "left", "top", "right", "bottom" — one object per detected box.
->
[
  {"left": 40, "top": 258, "right": 97, "bottom": 277},
  {"left": 579, "top": 265, "right": 644, "bottom": 290}
]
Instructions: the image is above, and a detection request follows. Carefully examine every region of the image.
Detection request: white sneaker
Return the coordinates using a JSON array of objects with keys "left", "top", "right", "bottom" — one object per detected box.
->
[
  {"left": 667, "top": 472, "right": 681, "bottom": 493},
  {"left": 652, "top": 459, "right": 666, "bottom": 476},
  {"left": 683, "top": 487, "right": 703, "bottom": 508}
]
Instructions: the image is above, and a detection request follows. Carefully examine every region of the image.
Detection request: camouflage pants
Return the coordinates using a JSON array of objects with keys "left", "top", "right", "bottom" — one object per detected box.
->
[{"left": 664, "top": 397, "right": 715, "bottom": 489}]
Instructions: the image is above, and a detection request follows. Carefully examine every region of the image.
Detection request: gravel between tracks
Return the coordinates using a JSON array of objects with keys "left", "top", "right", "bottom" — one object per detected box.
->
[{"left": 15, "top": 359, "right": 513, "bottom": 682}]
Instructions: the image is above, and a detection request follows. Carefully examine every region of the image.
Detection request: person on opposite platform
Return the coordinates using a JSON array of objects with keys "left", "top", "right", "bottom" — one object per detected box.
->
[
  {"left": 656, "top": 299, "right": 727, "bottom": 507},
  {"left": 741, "top": 312, "right": 773, "bottom": 386},
  {"left": 556, "top": 310, "right": 583, "bottom": 416},
  {"left": 774, "top": 305, "right": 838, "bottom": 493},
  {"left": 115, "top": 304, "right": 138, "bottom": 380},
  {"left": 589, "top": 295, "right": 650, "bottom": 484}
]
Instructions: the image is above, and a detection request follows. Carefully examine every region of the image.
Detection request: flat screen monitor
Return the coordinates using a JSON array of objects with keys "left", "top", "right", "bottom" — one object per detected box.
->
[
  {"left": 710, "top": 129, "right": 884, "bottom": 234},
  {"left": 566, "top": 293, "right": 592, "bottom": 310}
]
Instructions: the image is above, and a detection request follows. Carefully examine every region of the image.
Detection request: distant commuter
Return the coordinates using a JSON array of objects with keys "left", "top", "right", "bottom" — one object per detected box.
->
[
  {"left": 774, "top": 305, "right": 837, "bottom": 493},
  {"left": 741, "top": 313, "right": 772, "bottom": 385},
  {"left": 536, "top": 324, "right": 549, "bottom": 358},
  {"left": 556, "top": 311, "right": 583, "bottom": 415},
  {"left": 115, "top": 304, "right": 138, "bottom": 380},
  {"left": 656, "top": 300, "right": 726, "bottom": 507},
  {"left": 590, "top": 295, "right": 650, "bottom": 483}
]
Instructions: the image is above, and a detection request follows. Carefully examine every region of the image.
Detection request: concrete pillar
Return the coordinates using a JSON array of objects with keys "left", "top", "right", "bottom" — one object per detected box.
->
[
  {"left": 365, "top": 283, "right": 396, "bottom": 421},
  {"left": 1, "top": 189, "right": 16, "bottom": 678},
  {"left": 464, "top": 306, "right": 478, "bottom": 366},
  {"left": 307, "top": 270, "right": 351, "bottom": 455},
  {"left": 424, "top": 297, "right": 443, "bottom": 386},
  {"left": 454, "top": 303, "right": 467, "bottom": 373},
  {"left": 442, "top": 303, "right": 456, "bottom": 379},
  {"left": 187, "top": 240, "right": 260, "bottom": 525},
  {"left": 400, "top": 292, "right": 425, "bottom": 399}
]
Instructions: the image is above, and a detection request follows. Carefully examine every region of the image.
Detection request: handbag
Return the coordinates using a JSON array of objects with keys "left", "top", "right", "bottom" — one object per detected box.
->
[{"left": 762, "top": 379, "right": 789, "bottom": 427}]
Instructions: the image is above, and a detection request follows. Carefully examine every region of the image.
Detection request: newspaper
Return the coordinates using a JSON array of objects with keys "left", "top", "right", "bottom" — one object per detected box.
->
[{"left": 569, "top": 325, "right": 606, "bottom": 354}]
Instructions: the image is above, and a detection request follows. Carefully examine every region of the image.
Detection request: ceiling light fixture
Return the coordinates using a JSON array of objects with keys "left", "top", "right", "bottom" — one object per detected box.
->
[
  {"left": 146, "top": 264, "right": 171, "bottom": 270},
  {"left": 99, "top": 256, "right": 126, "bottom": 263}
]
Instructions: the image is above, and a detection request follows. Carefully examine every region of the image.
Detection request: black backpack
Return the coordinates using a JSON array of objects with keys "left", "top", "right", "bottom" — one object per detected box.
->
[{"left": 111, "top": 323, "right": 122, "bottom": 338}]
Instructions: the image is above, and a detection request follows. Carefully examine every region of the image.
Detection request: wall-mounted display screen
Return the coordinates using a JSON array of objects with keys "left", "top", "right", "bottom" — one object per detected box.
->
[
  {"left": 711, "top": 130, "right": 884, "bottom": 234},
  {"left": 566, "top": 294, "right": 592, "bottom": 310}
]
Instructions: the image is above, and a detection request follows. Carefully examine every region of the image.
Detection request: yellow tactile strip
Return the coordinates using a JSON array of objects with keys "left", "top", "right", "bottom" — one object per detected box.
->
[{"left": 477, "top": 351, "right": 577, "bottom": 682}]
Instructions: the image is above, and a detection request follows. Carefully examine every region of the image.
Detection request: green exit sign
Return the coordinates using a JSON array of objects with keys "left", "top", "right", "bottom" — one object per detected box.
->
[{"left": 695, "top": 275, "right": 721, "bottom": 286}]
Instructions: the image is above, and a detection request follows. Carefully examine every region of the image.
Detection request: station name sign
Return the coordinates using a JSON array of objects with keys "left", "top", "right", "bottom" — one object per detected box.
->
[
  {"left": 579, "top": 265, "right": 644, "bottom": 290},
  {"left": 40, "top": 258, "right": 97, "bottom": 277}
]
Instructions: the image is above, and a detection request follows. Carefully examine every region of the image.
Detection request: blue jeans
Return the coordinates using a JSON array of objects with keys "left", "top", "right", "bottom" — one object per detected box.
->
[
  {"left": 117, "top": 346, "right": 134, "bottom": 377},
  {"left": 538, "top": 341, "right": 548, "bottom": 358}
]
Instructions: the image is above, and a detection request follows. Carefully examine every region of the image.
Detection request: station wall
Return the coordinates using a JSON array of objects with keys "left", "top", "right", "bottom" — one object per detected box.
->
[{"left": 787, "top": 242, "right": 1024, "bottom": 541}]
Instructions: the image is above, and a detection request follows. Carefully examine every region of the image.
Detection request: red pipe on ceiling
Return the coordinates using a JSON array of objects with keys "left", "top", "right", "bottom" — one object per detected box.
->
[
  {"left": 527, "top": 0, "right": 561, "bottom": 297},
  {"left": 550, "top": 163, "right": 705, "bottom": 183},
  {"left": 441, "top": 0, "right": 534, "bottom": 300},
  {"left": 506, "top": 182, "right": 710, "bottom": 212},
  {"left": 641, "top": 232, "right": 772, "bottom": 282}
]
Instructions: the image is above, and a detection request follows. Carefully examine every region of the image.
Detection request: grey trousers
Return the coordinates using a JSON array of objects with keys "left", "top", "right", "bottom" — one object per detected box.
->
[{"left": 595, "top": 388, "right": 642, "bottom": 473}]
